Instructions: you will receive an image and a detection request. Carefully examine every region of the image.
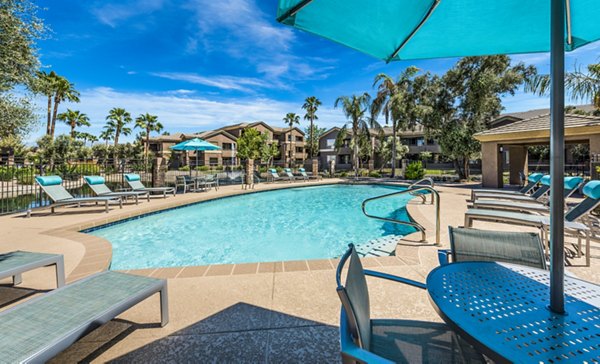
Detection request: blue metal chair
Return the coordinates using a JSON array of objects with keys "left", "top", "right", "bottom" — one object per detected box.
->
[{"left": 336, "top": 244, "right": 485, "bottom": 363}]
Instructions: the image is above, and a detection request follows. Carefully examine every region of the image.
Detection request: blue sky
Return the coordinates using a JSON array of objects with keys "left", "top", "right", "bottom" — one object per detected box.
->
[{"left": 34, "top": 0, "right": 600, "bottom": 142}]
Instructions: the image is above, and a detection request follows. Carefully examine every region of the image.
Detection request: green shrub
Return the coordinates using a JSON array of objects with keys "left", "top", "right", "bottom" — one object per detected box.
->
[
  {"left": 369, "top": 171, "right": 381, "bottom": 178},
  {"left": 178, "top": 165, "right": 190, "bottom": 171},
  {"left": 71, "top": 164, "right": 101, "bottom": 176},
  {"left": 195, "top": 166, "right": 209, "bottom": 171},
  {"left": 405, "top": 161, "right": 425, "bottom": 180},
  {"left": 275, "top": 166, "right": 283, "bottom": 173},
  {"left": 15, "top": 168, "right": 35, "bottom": 185},
  {"left": 0, "top": 166, "right": 16, "bottom": 181},
  {"left": 215, "top": 165, "right": 224, "bottom": 171},
  {"left": 339, "top": 171, "right": 348, "bottom": 178}
]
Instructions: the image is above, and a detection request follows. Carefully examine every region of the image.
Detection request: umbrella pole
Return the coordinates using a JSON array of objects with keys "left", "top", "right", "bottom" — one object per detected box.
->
[{"left": 549, "top": 0, "right": 565, "bottom": 314}]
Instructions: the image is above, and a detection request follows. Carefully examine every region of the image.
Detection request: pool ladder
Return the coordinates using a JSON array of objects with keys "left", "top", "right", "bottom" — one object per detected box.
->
[{"left": 361, "top": 180, "right": 440, "bottom": 245}]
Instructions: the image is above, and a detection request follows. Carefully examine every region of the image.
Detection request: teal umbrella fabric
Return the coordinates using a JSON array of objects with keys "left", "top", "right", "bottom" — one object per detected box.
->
[
  {"left": 170, "top": 138, "right": 221, "bottom": 168},
  {"left": 277, "top": 0, "right": 600, "bottom": 313},
  {"left": 277, "top": 0, "right": 600, "bottom": 61}
]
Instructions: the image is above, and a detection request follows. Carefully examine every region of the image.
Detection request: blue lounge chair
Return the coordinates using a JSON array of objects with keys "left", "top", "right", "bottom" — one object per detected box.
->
[
  {"left": 268, "top": 169, "right": 291, "bottom": 183},
  {"left": 283, "top": 168, "right": 296, "bottom": 181},
  {"left": 0, "top": 271, "right": 168, "bottom": 363},
  {"left": 34, "top": 176, "right": 122, "bottom": 215},
  {"left": 297, "top": 168, "right": 320, "bottom": 181},
  {"left": 473, "top": 175, "right": 551, "bottom": 203},
  {"left": 470, "top": 172, "right": 544, "bottom": 201},
  {"left": 0, "top": 251, "right": 65, "bottom": 288},
  {"left": 84, "top": 176, "right": 150, "bottom": 204},
  {"left": 124, "top": 174, "right": 175, "bottom": 198},
  {"left": 336, "top": 244, "right": 485, "bottom": 363}
]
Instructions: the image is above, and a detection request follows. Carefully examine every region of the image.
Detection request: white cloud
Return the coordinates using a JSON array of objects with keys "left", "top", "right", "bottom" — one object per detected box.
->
[
  {"left": 92, "top": 0, "right": 165, "bottom": 27},
  {"left": 151, "top": 72, "right": 281, "bottom": 92}
]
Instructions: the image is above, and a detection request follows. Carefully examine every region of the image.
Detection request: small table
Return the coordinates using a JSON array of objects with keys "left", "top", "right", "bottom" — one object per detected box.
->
[{"left": 427, "top": 262, "right": 600, "bottom": 363}]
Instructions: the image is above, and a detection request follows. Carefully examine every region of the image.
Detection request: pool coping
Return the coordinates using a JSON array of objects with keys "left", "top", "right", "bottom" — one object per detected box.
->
[{"left": 39, "top": 179, "right": 419, "bottom": 282}]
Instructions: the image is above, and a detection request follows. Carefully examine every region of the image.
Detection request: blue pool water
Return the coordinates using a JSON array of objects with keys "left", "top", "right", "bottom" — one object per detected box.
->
[{"left": 87, "top": 184, "right": 417, "bottom": 269}]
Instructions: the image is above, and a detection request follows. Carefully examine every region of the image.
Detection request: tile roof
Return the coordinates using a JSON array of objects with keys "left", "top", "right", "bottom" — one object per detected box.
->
[{"left": 476, "top": 113, "right": 600, "bottom": 137}]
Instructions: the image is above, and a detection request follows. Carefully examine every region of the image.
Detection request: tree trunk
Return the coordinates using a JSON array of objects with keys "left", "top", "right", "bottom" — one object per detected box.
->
[
  {"left": 309, "top": 118, "right": 314, "bottom": 159},
  {"left": 113, "top": 129, "right": 120, "bottom": 168},
  {"left": 246, "top": 159, "right": 254, "bottom": 187},
  {"left": 463, "top": 157, "right": 470, "bottom": 180},
  {"left": 46, "top": 96, "right": 52, "bottom": 135},
  {"left": 71, "top": 123, "right": 76, "bottom": 139},
  {"left": 354, "top": 142, "right": 359, "bottom": 177},
  {"left": 145, "top": 128, "right": 150, "bottom": 163},
  {"left": 50, "top": 96, "right": 60, "bottom": 139},
  {"left": 391, "top": 122, "right": 397, "bottom": 177}
]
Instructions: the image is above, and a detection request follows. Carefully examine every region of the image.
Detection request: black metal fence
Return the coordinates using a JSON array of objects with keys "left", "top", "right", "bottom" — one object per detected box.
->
[{"left": 0, "top": 158, "right": 154, "bottom": 215}]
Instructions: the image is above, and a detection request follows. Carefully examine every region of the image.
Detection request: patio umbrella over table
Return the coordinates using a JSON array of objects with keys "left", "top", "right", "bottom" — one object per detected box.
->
[
  {"left": 170, "top": 138, "right": 221, "bottom": 170},
  {"left": 277, "top": 0, "right": 600, "bottom": 313}
]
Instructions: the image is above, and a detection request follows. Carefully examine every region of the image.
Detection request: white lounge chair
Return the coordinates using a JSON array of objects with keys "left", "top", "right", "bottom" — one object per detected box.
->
[
  {"left": 268, "top": 169, "right": 292, "bottom": 183},
  {"left": 470, "top": 172, "right": 544, "bottom": 201},
  {"left": 84, "top": 175, "right": 150, "bottom": 204}
]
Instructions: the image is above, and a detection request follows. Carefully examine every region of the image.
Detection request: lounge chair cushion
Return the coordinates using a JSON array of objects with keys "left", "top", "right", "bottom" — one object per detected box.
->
[
  {"left": 299, "top": 168, "right": 305, "bottom": 172},
  {"left": 125, "top": 174, "right": 141, "bottom": 181},
  {"left": 284, "top": 168, "right": 291, "bottom": 172},
  {"left": 528, "top": 173, "right": 544, "bottom": 183},
  {"left": 583, "top": 180, "right": 600, "bottom": 199},
  {"left": 84, "top": 176, "right": 105, "bottom": 185},
  {"left": 35, "top": 176, "right": 63, "bottom": 186},
  {"left": 269, "top": 169, "right": 277, "bottom": 174},
  {"left": 540, "top": 175, "right": 551, "bottom": 186},
  {"left": 564, "top": 176, "right": 583, "bottom": 190}
]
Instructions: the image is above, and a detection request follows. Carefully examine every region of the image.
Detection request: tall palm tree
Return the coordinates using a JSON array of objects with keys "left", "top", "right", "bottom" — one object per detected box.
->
[
  {"left": 372, "top": 67, "right": 420, "bottom": 177},
  {"left": 302, "top": 96, "right": 322, "bottom": 159},
  {"left": 335, "top": 93, "right": 372, "bottom": 176},
  {"left": 99, "top": 126, "right": 114, "bottom": 146},
  {"left": 50, "top": 75, "right": 80, "bottom": 139},
  {"left": 135, "top": 113, "right": 163, "bottom": 161},
  {"left": 526, "top": 63, "right": 600, "bottom": 113},
  {"left": 57, "top": 109, "right": 90, "bottom": 138},
  {"left": 106, "top": 108, "right": 132, "bottom": 163},
  {"left": 33, "top": 71, "right": 57, "bottom": 135},
  {"left": 283, "top": 112, "right": 300, "bottom": 167}
]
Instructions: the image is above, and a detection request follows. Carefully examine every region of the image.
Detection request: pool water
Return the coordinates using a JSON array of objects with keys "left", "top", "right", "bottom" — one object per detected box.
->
[{"left": 88, "top": 184, "right": 417, "bottom": 269}]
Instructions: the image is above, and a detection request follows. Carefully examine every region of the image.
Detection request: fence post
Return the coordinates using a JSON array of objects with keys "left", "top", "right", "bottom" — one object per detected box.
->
[
  {"left": 152, "top": 157, "right": 166, "bottom": 187},
  {"left": 312, "top": 158, "right": 319, "bottom": 176}
]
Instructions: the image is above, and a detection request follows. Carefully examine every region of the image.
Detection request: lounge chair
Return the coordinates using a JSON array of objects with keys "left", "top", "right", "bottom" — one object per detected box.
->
[
  {"left": 124, "top": 174, "right": 175, "bottom": 198},
  {"left": 33, "top": 176, "right": 122, "bottom": 216},
  {"left": 473, "top": 174, "right": 551, "bottom": 203},
  {"left": 84, "top": 176, "right": 150, "bottom": 204},
  {"left": 465, "top": 180, "right": 600, "bottom": 266},
  {"left": 0, "top": 271, "right": 168, "bottom": 363},
  {"left": 470, "top": 172, "right": 544, "bottom": 201},
  {"left": 268, "top": 169, "right": 291, "bottom": 183},
  {"left": 471, "top": 176, "right": 584, "bottom": 213},
  {"left": 197, "top": 173, "right": 219, "bottom": 191},
  {"left": 0, "top": 251, "right": 65, "bottom": 288},
  {"left": 336, "top": 244, "right": 485, "bottom": 363},
  {"left": 297, "top": 168, "right": 321, "bottom": 181},
  {"left": 283, "top": 168, "right": 296, "bottom": 182},
  {"left": 438, "top": 227, "right": 546, "bottom": 269}
]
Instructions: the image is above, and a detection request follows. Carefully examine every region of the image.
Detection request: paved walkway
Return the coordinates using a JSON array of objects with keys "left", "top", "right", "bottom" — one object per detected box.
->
[{"left": 0, "top": 181, "right": 597, "bottom": 363}]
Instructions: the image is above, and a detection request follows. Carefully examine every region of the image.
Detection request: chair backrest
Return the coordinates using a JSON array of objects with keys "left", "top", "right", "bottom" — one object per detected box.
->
[
  {"left": 448, "top": 227, "right": 547, "bottom": 269},
  {"left": 84, "top": 176, "right": 112, "bottom": 195},
  {"left": 284, "top": 168, "right": 294, "bottom": 177},
  {"left": 336, "top": 244, "right": 371, "bottom": 350},
  {"left": 124, "top": 174, "right": 146, "bottom": 190},
  {"left": 530, "top": 175, "right": 551, "bottom": 199},
  {"left": 564, "top": 176, "right": 584, "bottom": 198},
  {"left": 565, "top": 180, "right": 600, "bottom": 222},
  {"left": 298, "top": 168, "right": 308, "bottom": 176},
  {"left": 269, "top": 169, "right": 279, "bottom": 177},
  {"left": 35, "top": 176, "right": 74, "bottom": 202},
  {"left": 519, "top": 173, "right": 544, "bottom": 193}
]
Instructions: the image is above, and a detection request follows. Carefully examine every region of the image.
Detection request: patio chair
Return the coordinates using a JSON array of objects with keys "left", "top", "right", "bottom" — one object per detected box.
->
[
  {"left": 465, "top": 180, "right": 600, "bottom": 266},
  {"left": 283, "top": 168, "right": 297, "bottom": 182},
  {"left": 268, "top": 169, "right": 291, "bottom": 183},
  {"left": 0, "top": 271, "right": 168, "bottom": 363},
  {"left": 124, "top": 174, "right": 175, "bottom": 198},
  {"left": 470, "top": 172, "right": 544, "bottom": 201},
  {"left": 34, "top": 176, "right": 122, "bottom": 215},
  {"left": 438, "top": 227, "right": 546, "bottom": 269},
  {"left": 197, "top": 173, "right": 219, "bottom": 191},
  {"left": 84, "top": 175, "right": 150, "bottom": 204},
  {"left": 0, "top": 251, "right": 65, "bottom": 288},
  {"left": 297, "top": 168, "right": 321, "bottom": 181},
  {"left": 471, "top": 176, "right": 584, "bottom": 213},
  {"left": 473, "top": 174, "right": 551, "bottom": 203},
  {"left": 336, "top": 244, "right": 485, "bottom": 364}
]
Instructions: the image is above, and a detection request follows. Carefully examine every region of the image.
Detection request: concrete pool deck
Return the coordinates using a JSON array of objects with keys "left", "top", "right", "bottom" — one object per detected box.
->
[{"left": 0, "top": 180, "right": 598, "bottom": 362}]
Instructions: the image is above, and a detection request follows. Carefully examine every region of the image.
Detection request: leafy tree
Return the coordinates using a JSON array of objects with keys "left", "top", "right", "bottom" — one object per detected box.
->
[
  {"left": 526, "top": 63, "right": 600, "bottom": 115},
  {"left": 46, "top": 74, "right": 80, "bottom": 139},
  {"left": 303, "top": 124, "right": 326, "bottom": 159},
  {"left": 106, "top": 108, "right": 132, "bottom": 163},
  {"left": 334, "top": 93, "right": 372, "bottom": 176},
  {"left": 0, "top": 94, "right": 36, "bottom": 139},
  {"left": 57, "top": 109, "right": 90, "bottom": 138},
  {"left": 237, "top": 128, "right": 268, "bottom": 185},
  {"left": 75, "top": 131, "right": 97, "bottom": 146},
  {"left": 302, "top": 96, "right": 322, "bottom": 158},
  {"left": 421, "top": 56, "right": 535, "bottom": 179},
  {"left": 134, "top": 113, "right": 163, "bottom": 161},
  {"left": 372, "top": 67, "right": 427, "bottom": 177},
  {"left": 282, "top": 112, "right": 300, "bottom": 166},
  {"left": 32, "top": 70, "right": 56, "bottom": 135},
  {"left": 261, "top": 141, "right": 280, "bottom": 167},
  {"left": 376, "top": 136, "right": 409, "bottom": 171},
  {"left": 99, "top": 126, "right": 114, "bottom": 146}
]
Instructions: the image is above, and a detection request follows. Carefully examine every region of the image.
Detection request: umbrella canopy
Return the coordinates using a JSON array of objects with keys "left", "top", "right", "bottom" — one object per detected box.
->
[
  {"left": 170, "top": 138, "right": 221, "bottom": 169},
  {"left": 277, "top": 0, "right": 600, "bottom": 313}
]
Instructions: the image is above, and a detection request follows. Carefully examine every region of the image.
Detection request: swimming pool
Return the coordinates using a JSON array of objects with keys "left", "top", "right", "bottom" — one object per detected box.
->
[{"left": 87, "top": 184, "right": 417, "bottom": 269}]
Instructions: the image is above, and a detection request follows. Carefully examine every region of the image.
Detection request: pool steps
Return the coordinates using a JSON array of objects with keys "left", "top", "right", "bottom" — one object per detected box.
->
[{"left": 354, "top": 235, "right": 399, "bottom": 257}]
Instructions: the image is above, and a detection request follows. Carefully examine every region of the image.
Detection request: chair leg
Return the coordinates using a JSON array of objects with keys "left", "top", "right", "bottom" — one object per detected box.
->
[
  {"left": 55, "top": 258, "right": 66, "bottom": 288},
  {"left": 586, "top": 230, "right": 590, "bottom": 267},
  {"left": 12, "top": 273, "right": 22, "bottom": 286},
  {"left": 160, "top": 283, "right": 169, "bottom": 327},
  {"left": 105, "top": 201, "right": 109, "bottom": 213}
]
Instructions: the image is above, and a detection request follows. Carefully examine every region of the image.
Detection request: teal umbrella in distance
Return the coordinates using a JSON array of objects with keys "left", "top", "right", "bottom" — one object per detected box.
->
[
  {"left": 277, "top": 0, "right": 600, "bottom": 313},
  {"left": 170, "top": 138, "right": 221, "bottom": 170}
]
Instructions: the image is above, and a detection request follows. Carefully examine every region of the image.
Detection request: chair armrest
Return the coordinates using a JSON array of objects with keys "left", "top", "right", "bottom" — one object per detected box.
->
[
  {"left": 437, "top": 249, "right": 451, "bottom": 266},
  {"left": 341, "top": 346, "right": 395, "bottom": 364},
  {"left": 363, "top": 270, "right": 426, "bottom": 289}
]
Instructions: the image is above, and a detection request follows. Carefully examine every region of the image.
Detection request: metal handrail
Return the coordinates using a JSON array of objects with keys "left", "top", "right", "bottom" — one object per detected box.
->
[
  {"left": 361, "top": 186, "right": 440, "bottom": 245},
  {"left": 408, "top": 177, "right": 435, "bottom": 204}
]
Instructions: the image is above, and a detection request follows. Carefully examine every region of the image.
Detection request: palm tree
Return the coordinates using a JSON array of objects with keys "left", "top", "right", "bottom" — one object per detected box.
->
[
  {"left": 33, "top": 71, "right": 56, "bottom": 136},
  {"left": 135, "top": 113, "right": 163, "bottom": 161},
  {"left": 57, "top": 109, "right": 90, "bottom": 138},
  {"left": 106, "top": 108, "right": 132, "bottom": 164},
  {"left": 50, "top": 75, "right": 80, "bottom": 139},
  {"left": 526, "top": 63, "right": 600, "bottom": 113},
  {"left": 99, "top": 126, "right": 114, "bottom": 146},
  {"left": 334, "top": 93, "right": 372, "bottom": 176},
  {"left": 302, "top": 96, "right": 322, "bottom": 159},
  {"left": 372, "top": 67, "right": 420, "bottom": 177},
  {"left": 283, "top": 112, "right": 300, "bottom": 167}
]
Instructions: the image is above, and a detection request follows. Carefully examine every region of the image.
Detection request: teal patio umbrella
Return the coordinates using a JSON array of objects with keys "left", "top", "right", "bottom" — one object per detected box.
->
[
  {"left": 277, "top": 0, "right": 600, "bottom": 313},
  {"left": 170, "top": 138, "right": 221, "bottom": 169}
]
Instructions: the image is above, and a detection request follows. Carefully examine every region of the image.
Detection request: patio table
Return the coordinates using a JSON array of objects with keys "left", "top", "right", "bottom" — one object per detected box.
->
[{"left": 427, "top": 261, "right": 600, "bottom": 363}]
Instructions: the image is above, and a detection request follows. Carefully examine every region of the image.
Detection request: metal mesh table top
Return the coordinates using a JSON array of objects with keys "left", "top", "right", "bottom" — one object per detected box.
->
[{"left": 427, "top": 262, "right": 600, "bottom": 364}]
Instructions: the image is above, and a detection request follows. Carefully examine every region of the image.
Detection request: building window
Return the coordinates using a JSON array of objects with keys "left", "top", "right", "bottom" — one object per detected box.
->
[
  {"left": 343, "top": 140, "right": 350, "bottom": 148},
  {"left": 295, "top": 136, "right": 303, "bottom": 142},
  {"left": 416, "top": 137, "right": 425, "bottom": 146},
  {"left": 340, "top": 155, "right": 350, "bottom": 164},
  {"left": 222, "top": 143, "right": 233, "bottom": 150},
  {"left": 209, "top": 157, "right": 219, "bottom": 165},
  {"left": 326, "top": 139, "right": 335, "bottom": 148},
  {"left": 287, "top": 135, "right": 292, "bottom": 141},
  {"left": 295, "top": 147, "right": 303, "bottom": 153},
  {"left": 327, "top": 155, "right": 336, "bottom": 163}
]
